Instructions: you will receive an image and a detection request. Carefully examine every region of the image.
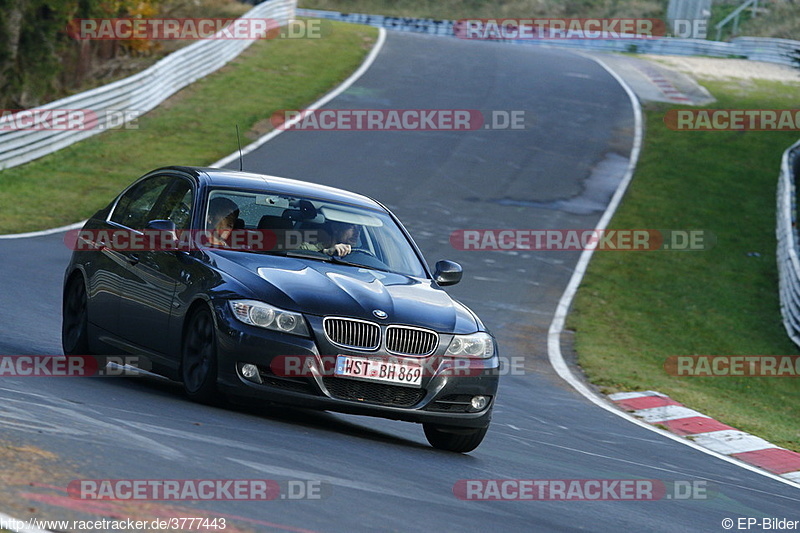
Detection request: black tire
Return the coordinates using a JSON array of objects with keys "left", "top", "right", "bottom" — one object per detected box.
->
[
  {"left": 423, "top": 424, "right": 489, "bottom": 453},
  {"left": 181, "top": 306, "right": 219, "bottom": 404},
  {"left": 62, "top": 276, "right": 90, "bottom": 356}
]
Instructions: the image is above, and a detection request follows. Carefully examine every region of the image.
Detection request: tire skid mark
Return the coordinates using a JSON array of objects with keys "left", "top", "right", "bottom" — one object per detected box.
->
[{"left": 0, "top": 390, "right": 183, "bottom": 460}]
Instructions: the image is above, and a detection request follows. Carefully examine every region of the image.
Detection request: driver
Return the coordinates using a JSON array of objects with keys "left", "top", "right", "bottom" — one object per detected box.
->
[{"left": 300, "top": 221, "right": 360, "bottom": 257}]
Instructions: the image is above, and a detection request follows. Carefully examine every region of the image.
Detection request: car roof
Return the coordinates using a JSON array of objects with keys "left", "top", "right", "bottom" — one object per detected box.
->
[{"left": 155, "top": 166, "right": 385, "bottom": 211}]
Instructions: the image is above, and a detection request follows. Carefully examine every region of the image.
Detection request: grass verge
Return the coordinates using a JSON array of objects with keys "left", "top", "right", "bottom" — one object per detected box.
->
[
  {"left": 569, "top": 77, "right": 800, "bottom": 452},
  {"left": 0, "top": 21, "right": 377, "bottom": 234},
  {"left": 298, "top": 0, "right": 667, "bottom": 20}
]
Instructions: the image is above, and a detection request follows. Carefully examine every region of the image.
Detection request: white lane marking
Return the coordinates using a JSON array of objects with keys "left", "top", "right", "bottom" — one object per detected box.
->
[
  {"left": 784, "top": 471, "right": 800, "bottom": 483},
  {"left": 211, "top": 27, "right": 388, "bottom": 169},
  {"left": 632, "top": 405, "right": 708, "bottom": 423},
  {"left": 547, "top": 52, "right": 800, "bottom": 490},
  {"left": 689, "top": 431, "right": 779, "bottom": 455},
  {"left": 0, "top": 28, "right": 388, "bottom": 239},
  {"left": 0, "top": 220, "right": 86, "bottom": 239}
]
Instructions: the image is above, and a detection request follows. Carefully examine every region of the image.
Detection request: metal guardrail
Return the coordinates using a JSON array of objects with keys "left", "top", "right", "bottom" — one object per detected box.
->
[
  {"left": 297, "top": 9, "right": 800, "bottom": 69},
  {"left": 0, "top": 0, "right": 296, "bottom": 171},
  {"left": 777, "top": 139, "right": 800, "bottom": 348}
]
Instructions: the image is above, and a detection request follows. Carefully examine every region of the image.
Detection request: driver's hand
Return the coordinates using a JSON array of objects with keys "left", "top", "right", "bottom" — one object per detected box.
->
[{"left": 324, "top": 243, "right": 351, "bottom": 256}]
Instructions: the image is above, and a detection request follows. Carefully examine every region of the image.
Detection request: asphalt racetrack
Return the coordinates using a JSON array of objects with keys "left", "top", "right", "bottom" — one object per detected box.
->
[{"left": 0, "top": 31, "right": 797, "bottom": 532}]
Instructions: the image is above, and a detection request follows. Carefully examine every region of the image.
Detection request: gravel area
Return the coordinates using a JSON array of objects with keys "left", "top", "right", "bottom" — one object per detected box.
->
[{"left": 642, "top": 54, "right": 800, "bottom": 83}]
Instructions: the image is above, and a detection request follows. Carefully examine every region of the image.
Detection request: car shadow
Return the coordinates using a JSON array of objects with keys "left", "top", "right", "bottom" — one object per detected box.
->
[{"left": 101, "top": 372, "right": 432, "bottom": 451}]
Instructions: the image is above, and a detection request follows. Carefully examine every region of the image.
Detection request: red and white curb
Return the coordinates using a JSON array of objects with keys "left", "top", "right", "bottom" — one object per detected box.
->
[
  {"left": 610, "top": 391, "right": 800, "bottom": 484},
  {"left": 632, "top": 62, "right": 692, "bottom": 103}
]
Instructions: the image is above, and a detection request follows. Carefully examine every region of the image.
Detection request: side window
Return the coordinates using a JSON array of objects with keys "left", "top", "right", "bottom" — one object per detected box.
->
[
  {"left": 167, "top": 188, "right": 194, "bottom": 230},
  {"left": 150, "top": 179, "right": 194, "bottom": 230},
  {"left": 110, "top": 176, "right": 171, "bottom": 229}
]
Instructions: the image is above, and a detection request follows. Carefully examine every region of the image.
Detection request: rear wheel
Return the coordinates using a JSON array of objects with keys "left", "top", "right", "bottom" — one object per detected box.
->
[
  {"left": 181, "top": 307, "right": 219, "bottom": 404},
  {"left": 423, "top": 424, "right": 488, "bottom": 453},
  {"left": 62, "top": 276, "right": 90, "bottom": 356}
]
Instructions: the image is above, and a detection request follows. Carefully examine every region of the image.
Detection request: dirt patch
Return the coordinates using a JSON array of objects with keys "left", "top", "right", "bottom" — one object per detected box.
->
[
  {"left": 247, "top": 117, "right": 275, "bottom": 140},
  {"left": 0, "top": 443, "right": 58, "bottom": 486},
  {"left": 642, "top": 54, "right": 800, "bottom": 83},
  {"left": 0, "top": 441, "right": 68, "bottom": 518},
  {"left": 0, "top": 440, "right": 257, "bottom": 532}
]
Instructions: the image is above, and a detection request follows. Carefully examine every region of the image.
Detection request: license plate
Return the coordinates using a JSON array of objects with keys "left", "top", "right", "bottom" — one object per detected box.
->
[{"left": 334, "top": 355, "right": 423, "bottom": 388}]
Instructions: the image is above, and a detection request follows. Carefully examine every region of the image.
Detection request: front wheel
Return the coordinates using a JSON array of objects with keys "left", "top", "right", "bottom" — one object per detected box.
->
[
  {"left": 62, "top": 276, "right": 90, "bottom": 356},
  {"left": 423, "top": 424, "right": 488, "bottom": 453},
  {"left": 181, "top": 307, "right": 219, "bottom": 404}
]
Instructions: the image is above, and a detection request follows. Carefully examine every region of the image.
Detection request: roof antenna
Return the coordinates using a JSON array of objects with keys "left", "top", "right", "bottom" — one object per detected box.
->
[{"left": 235, "top": 124, "right": 243, "bottom": 172}]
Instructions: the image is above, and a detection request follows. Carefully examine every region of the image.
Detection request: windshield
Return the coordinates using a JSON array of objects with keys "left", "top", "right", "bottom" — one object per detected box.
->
[{"left": 204, "top": 189, "right": 427, "bottom": 278}]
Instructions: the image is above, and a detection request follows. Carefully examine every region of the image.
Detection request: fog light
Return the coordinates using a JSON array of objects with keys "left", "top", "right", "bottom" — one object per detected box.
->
[
  {"left": 241, "top": 363, "right": 261, "bottom": 383},
  {"left": 470, "top": 395, "right": 489, "bottom": 411}
]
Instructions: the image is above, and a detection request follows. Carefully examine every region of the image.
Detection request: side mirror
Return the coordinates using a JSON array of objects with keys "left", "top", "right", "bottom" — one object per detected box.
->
[
  {"left": 145, "top": 219, "right": 180, "bottom": 251},
  {"left": 433, "top": 260, "right": 463, "bottom": 286}
]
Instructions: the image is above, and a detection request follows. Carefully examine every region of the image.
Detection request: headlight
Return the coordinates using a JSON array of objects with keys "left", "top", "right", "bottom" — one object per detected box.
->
[
  {"left": 229, "top": 300, "right": 309, "bottom": 337},
  {"left": 445, "top": 332, "right": 495, "bottom": 359}
]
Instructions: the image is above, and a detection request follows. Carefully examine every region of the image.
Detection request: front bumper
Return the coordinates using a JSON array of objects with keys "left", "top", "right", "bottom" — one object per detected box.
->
[{"left": 212, "top": 302, "right": 499, "bottom": 429}]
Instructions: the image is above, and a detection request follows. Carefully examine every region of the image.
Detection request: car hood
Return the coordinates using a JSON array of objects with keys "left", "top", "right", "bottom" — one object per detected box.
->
[{"left": 210, "top": 251, "right": 479, "bottom": 334}]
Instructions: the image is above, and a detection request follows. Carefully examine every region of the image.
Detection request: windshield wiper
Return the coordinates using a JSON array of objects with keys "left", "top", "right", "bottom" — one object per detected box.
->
[
  {"left": 244, "top": 249, "right": 289, "bottom": 256},
  {"left": 284, "top": 250, "right": 333, "bottom": 262},
  {"left": 330, "top": 255, "right": 391, "bottom": 273},
  {"left": 283, "top": 250, "right": 392, "bottom": 272}
]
